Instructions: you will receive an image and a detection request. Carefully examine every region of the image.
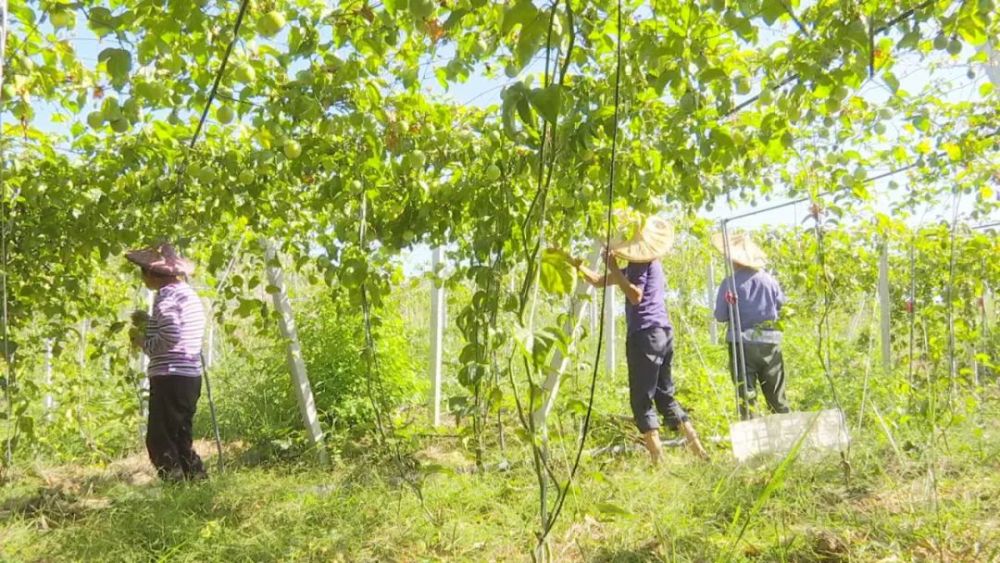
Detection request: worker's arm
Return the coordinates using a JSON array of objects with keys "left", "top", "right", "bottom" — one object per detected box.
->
[
  {"left": 142, "top": 295, "right": 183, "bottom": 354},
  {"left": 576, "top": 254, "right": 643, "bottom": 305},
  {"left": 553, "top": 247, "right": 643, "bottom": 304}
]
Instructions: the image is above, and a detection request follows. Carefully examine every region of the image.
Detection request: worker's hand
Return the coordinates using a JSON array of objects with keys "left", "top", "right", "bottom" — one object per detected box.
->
[
  {"left": 130, "top": 310, "right": 149, "bottom": 327},
  {"left": 128, "top": 326, "right": 144, "bottom": 349},
  {"left": 600, "top": 247, "right": 619, "bottom": 270}
]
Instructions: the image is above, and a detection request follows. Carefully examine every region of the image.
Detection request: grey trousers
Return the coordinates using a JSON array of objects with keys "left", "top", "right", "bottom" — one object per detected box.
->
[
  {"left": 625, "top": 327, "right": 689, "bottom": 433},
  {"left": 727, "top": 341, "right": 790, "bottom": 420}
]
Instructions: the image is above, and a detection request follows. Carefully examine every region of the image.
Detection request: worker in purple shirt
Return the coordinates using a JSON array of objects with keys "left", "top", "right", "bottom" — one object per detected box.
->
[
  {"left": 564, "top": 216, "right": 709, "bottom": 463},
  {"left": 126, "top": 244, "right": 207, "bottom": 482},
  {"left": 712, "top": 233, "right": 790, "bottom": 420}
]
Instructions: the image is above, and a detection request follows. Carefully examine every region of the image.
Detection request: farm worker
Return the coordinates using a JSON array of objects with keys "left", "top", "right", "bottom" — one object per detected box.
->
[
  {"left": 561, "top": 214, "right": 709, "bottom": 464},
  {"left": 712, "top": 232, "right": 790, "bottom": 420},
  {"left": 126, "top": 243, "right": 208, "bottom": 482}
]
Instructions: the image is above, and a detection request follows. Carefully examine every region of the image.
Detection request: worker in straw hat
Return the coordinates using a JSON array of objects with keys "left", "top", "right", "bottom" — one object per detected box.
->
[
  {"left": 560, "top": 213, "right": 709, "bottom": 463},
  {"left": 712, "top": 232, "right": 790, "bottom": 420},
  {"left": 126, "top": 243, "right": 208, "bottom": 482}
]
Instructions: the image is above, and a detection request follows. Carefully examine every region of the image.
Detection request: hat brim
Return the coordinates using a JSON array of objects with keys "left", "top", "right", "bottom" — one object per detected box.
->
[
  {"left": 711, "top": 233, "right": 768, "bottom": 270},
  {"left": 610, "top": 217, "right": 674, "bottom": 262},
  {"left": 126, "top": 248, "right": 195, "bottom": 277}
]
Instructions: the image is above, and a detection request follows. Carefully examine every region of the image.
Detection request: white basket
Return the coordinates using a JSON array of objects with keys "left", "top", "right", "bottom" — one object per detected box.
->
[{"left": 729, "top": 409, "right": 850, "bottom": 462}]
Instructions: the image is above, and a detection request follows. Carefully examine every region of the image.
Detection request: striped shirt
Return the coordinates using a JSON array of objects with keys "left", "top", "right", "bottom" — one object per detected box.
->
[{"left": 142, "top": 282, "right": 205, "bottom": 377}]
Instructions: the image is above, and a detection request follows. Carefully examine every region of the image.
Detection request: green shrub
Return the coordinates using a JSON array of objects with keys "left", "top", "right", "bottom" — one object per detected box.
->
[{"left": 298, "top": 291, "right": 425, "bottom": 430}]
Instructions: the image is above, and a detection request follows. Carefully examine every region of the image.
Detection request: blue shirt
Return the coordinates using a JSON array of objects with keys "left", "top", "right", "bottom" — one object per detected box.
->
[
  {"left": 623, "top": 260, "right": 672, "bottom": 335},
  {"left": 714, "top": 268, "right": 786, "bottom": 343}
]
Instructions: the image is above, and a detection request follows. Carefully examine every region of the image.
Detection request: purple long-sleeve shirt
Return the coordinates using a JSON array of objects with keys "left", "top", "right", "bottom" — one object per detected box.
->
[
  {"left": 623, "top": 260, "right": 672, "bottom": 335},
  {"left": 142, "top": 282, "right": 206, "bottom": 377},
  {"left": 714, "top": 268, "right": 786, "bottom": 343}
]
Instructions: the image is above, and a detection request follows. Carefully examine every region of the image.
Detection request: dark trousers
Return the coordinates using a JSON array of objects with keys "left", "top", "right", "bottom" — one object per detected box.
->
[
  {"left": 146, "top": 376, "right": 206, "bottom": 481},
  {"left": 625, "top": 327, "right": 689, "bottom": 433},
  {"left": 727, "top": 342, "right": 790, "bottom": 420}
]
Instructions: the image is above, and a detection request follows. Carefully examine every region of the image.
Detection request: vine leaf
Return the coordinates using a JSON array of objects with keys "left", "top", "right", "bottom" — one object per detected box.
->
[
  {"left": 540, "top": 249, "right": 575, "bottom": 295},
  {"left": 528, "top": 85, "right": 561, "bottom": 124},
  {"left": 98, "top": 48, "right": 132, "bottom": 87},
  {"left": 502, "top": 0, "right": 540, "bottom": 35}
]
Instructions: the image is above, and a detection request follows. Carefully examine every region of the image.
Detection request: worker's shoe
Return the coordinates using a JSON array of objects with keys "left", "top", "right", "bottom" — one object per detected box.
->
[
  {"left": 642, "top": 429, "right": 664, "bottom": 465},
  {"left": 680, "top": 421, "right": 710, "bottom": 461}
]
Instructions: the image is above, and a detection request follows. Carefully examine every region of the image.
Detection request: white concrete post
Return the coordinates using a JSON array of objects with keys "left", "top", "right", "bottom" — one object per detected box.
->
[
  {"left": 77, "top": 318, "right": 89, "bottom": 369},
  {"left": 590, "top": 287, "right": 598, "bottom": 332},
  {"left": 264, "top": 240, "right": 328, "bottom": 464},
  {"left": 43, "top": 339, "right": 53, "bottom": 420},
  {"left": 532, "top": 249, "right": 602, "bottom": 428},
  {"left": 604, "top": 286, "right": 616, "bottom": 376},
  {"left": 878, "top": 239, "right": 892, "bottom": 373},
  {"left": 429, "top": 247, "right": 445, "bottom": 427}
]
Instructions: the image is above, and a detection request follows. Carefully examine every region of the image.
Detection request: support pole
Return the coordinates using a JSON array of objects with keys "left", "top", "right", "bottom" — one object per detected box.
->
[
  {"left": 878, "top": 238, "right": 892, "bottom": 373},
  {"left": 429, "top": 247, "right": 445, "bottom": 427},
  {"left": 532, "top": 249, "right": 602, "bottom": 428},
  {"left": 264, "top": 240, "right": 328, "bottom": 464}
]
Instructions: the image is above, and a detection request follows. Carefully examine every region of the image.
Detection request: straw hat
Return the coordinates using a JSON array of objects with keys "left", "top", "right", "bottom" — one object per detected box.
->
[
  {"left": 608, "top": 215, "right": 675, "bottom": 262},
  {"left": 711, "top": 232, "right": 767, "bottom": 270},
  {"left": 125, "top": 243, "right": 195, "bottom": 277}
]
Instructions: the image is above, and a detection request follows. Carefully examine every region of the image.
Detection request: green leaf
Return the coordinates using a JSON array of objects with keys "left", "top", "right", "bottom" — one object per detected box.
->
[
  {"left": 528, "top": 85, "right": 561, "bottom": 124},
  {"left": 979, "top": 82, "right": 994, "bottom": 97},
  {"left": 502, "top": 0, "right": 540, "bottom": 35},
  {"left": 88, "top": 7, "right": 117, "bottom": 36},
  {"left": 17, "top": 415, "right": 34, "bottom": 437},
  {"left": 409, "top": 0, "right": 435, "bottom": 20},
  {"left": 516, "top": 97, "right": 535, "bottom": 129},
  {"left": 760, "top": 0, "right": 785, "bottom": 25},
  {"left": 942, "top": 142, "right": 961, "bottom": 161},
  {"left": 883, "top": 72, "right": 900, "bottom": 94},
  {"left": 540, "top": 249, "right": 575, "bottom": 295},
  {"left": 699, "top": 67, "right": 729, "bottom": 84},
  {"left": 99, "top": 48, "right": 132, "bottom": 86},
  {"left": 516, "top": 16, "right": 547, "bottom": 70},
  {"left": 843, "top": 20, "right": 868, "bottom": 51}
]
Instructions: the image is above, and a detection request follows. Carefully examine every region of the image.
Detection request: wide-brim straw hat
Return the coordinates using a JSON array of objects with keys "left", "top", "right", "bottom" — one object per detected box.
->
[
  {"left": 125, "top": 243, "right": 195, "bottom": 277},
  {"left": 609, "top": 215, "right": 675, "bottom": 262},
  {"left": 711, "top": 232, "right": 768, "bottom": 270}
]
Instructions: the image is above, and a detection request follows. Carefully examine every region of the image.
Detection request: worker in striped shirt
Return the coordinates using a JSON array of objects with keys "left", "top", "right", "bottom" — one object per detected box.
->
[{"left": 127, "top": 244, "right": 207, "bottom": 482}]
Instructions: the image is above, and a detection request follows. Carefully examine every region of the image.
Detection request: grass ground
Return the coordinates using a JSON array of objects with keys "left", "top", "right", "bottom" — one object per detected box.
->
[{"left": 2, "top": 403, "right": 999, "bottom": 562}]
